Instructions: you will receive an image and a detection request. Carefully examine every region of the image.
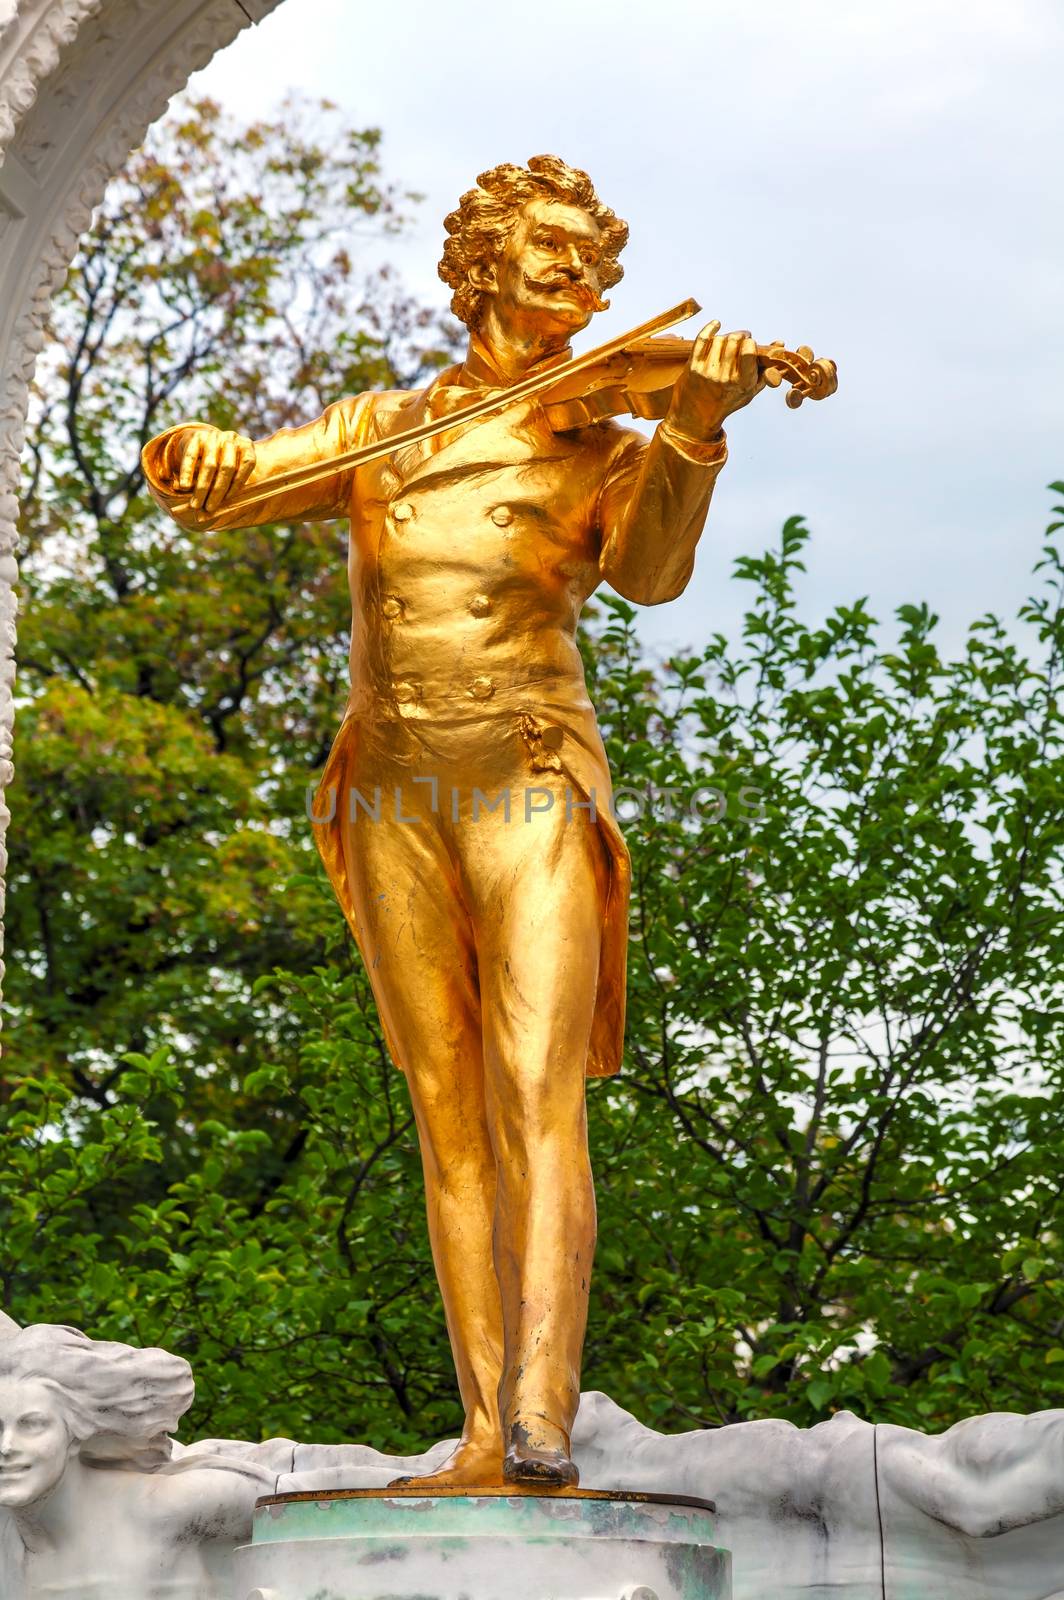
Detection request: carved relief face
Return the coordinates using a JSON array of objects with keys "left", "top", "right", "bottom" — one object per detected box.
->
[
  {"left": 0, "top": 1378, "right": 74, "bottom": 1509},
  {"left": 482, "top": 197, "right": 604, "bottom": 341}
]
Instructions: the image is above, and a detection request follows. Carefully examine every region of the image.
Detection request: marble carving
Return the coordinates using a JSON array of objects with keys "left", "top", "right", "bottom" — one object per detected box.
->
[
  {"left": 278, "top": 1392, "right": 1064, "bottom": 1600},
  {"left": 0, "top": 1323, "right": 284, "bottom": 1600}
]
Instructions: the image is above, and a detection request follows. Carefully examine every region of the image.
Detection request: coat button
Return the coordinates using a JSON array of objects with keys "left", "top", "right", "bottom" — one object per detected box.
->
[
  {"left": 489, "top": 505, "right": 513, "bottom": 527},
  {"left": 381, "top": 594, "right": 404, "bottom": 620},
  {"left": 469, "top": 676, "right": 495, "bottom": 700},
  {"left": 393, "top": 680, "right": 419, "bottom": 704},
  {"left": 468, "top": 594, "right": 492, "bottom": 618},
  {"left": 392, "top": 501, "right": 414, "bottom": 523}
]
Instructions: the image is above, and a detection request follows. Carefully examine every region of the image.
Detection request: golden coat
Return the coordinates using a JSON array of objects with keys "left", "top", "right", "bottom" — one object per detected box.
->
[{"left": 144, "top": 351, "right": 727, "bottom": 1077}]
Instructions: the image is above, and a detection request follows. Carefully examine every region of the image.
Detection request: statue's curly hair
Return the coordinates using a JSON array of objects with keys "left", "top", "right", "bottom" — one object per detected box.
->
[
  {"left": 439, "top": 155, "right": 629, "bottom": 331},
  {"left": 0, "top": 1324, "right": 194, "bottom": 1469}
]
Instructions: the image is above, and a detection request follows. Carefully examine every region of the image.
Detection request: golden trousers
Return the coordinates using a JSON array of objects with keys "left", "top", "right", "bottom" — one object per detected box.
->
[{"left": 337, "top": 709, "right": 608, "bottom": 1449}]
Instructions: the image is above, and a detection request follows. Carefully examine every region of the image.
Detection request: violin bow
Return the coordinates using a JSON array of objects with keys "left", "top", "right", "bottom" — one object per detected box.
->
[{"left": 174, "top": 298, "right": 704, "bottom": 523}]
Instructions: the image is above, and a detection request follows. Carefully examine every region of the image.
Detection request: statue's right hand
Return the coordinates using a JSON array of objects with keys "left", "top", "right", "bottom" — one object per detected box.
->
[{"left": 163, "top": 427, "right": 256, "bottom": 515}]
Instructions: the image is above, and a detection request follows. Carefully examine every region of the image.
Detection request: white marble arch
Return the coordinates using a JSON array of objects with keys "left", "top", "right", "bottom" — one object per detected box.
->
[{"left": 0, "top": 0, "right": 284, "bottom": 1004}]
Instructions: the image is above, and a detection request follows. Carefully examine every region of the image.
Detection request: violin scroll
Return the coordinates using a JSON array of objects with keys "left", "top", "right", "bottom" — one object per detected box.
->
[{"left": 759, "top": 342, "right": 839, "bottom": 409}]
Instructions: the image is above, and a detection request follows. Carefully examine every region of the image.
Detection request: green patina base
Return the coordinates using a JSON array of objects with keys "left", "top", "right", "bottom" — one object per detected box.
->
[{"left": 235, "top": 1488, "right": 732, "bottom": 1600}]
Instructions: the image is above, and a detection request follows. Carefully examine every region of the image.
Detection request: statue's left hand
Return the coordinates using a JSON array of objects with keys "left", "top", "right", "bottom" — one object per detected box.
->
[{"left": 666, "top": 322, "right": 764, "bottom": 442}]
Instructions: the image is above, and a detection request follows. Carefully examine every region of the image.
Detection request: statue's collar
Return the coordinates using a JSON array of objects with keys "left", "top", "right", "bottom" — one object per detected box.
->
[{"left": 458, "top": 332, "right": 573, "bottom": 392}]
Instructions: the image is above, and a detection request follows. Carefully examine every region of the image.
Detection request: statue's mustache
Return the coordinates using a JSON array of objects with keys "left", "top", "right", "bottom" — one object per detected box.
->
[{"left": 523, "top": 272, "right": 608, "bottom": 313}]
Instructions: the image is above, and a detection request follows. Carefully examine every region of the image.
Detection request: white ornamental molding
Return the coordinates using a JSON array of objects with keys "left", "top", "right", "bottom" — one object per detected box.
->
[{"left": 0, "top": 0, "right": 284, "bottom": 1011}]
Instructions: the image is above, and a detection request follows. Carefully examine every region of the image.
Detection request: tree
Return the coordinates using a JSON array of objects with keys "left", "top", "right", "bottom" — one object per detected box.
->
[
  {"left": 3, "top": 97, "right": 1063, "bottom": 1447},
  {"left": 585, "top": 503, "right": 1064, "bottom": 1430}
]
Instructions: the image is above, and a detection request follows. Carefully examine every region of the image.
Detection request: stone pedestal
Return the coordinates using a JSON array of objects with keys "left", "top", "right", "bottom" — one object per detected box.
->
[{"left": 234, "top": 1486, "right": 731, "bottom": 1600}]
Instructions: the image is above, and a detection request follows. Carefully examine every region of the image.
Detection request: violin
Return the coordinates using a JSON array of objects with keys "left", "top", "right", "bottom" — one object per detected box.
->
[
  {"left": 540, "top": 322, "right": 838, "bottom": 432},
  {"left": 155, "top": 300, "right": 836, "bottom": 525}
]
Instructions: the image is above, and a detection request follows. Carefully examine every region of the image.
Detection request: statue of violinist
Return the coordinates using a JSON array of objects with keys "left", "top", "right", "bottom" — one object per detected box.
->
[{"left": 142, "top": 155, "right": 836, "bottom": 1493}]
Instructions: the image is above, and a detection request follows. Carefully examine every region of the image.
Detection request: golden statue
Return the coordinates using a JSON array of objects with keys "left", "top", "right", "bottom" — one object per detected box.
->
[{"left": 143, "top": 156, "right": 836, "bottom": 1492}]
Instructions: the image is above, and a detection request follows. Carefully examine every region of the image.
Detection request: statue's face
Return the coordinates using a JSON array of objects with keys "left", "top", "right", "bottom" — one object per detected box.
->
[
  {"left": 0, "top": 1378, "right": 74, "bottom": 1509},
  {"left": 483, "top": 197, "right": 604, "bottom": 340}
]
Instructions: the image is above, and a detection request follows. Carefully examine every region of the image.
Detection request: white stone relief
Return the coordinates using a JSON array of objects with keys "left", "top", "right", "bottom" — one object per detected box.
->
[
  {"left": 0, "top": 1323, "right": 289, "bottom": 1600},
  {"left": 286, "top": 1391, "right": 1064, "bottom": 1600}
]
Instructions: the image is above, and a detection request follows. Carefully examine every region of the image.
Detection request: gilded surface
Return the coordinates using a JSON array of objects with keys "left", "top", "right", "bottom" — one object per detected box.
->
[{"left": 143, "top": 154, "right": 801, "bottom": 1493}]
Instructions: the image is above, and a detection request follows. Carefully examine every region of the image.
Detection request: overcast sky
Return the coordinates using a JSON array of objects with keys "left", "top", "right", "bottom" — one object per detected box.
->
[{"left": 192, "top": 0, "right": 1064, "bottom": 660}]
